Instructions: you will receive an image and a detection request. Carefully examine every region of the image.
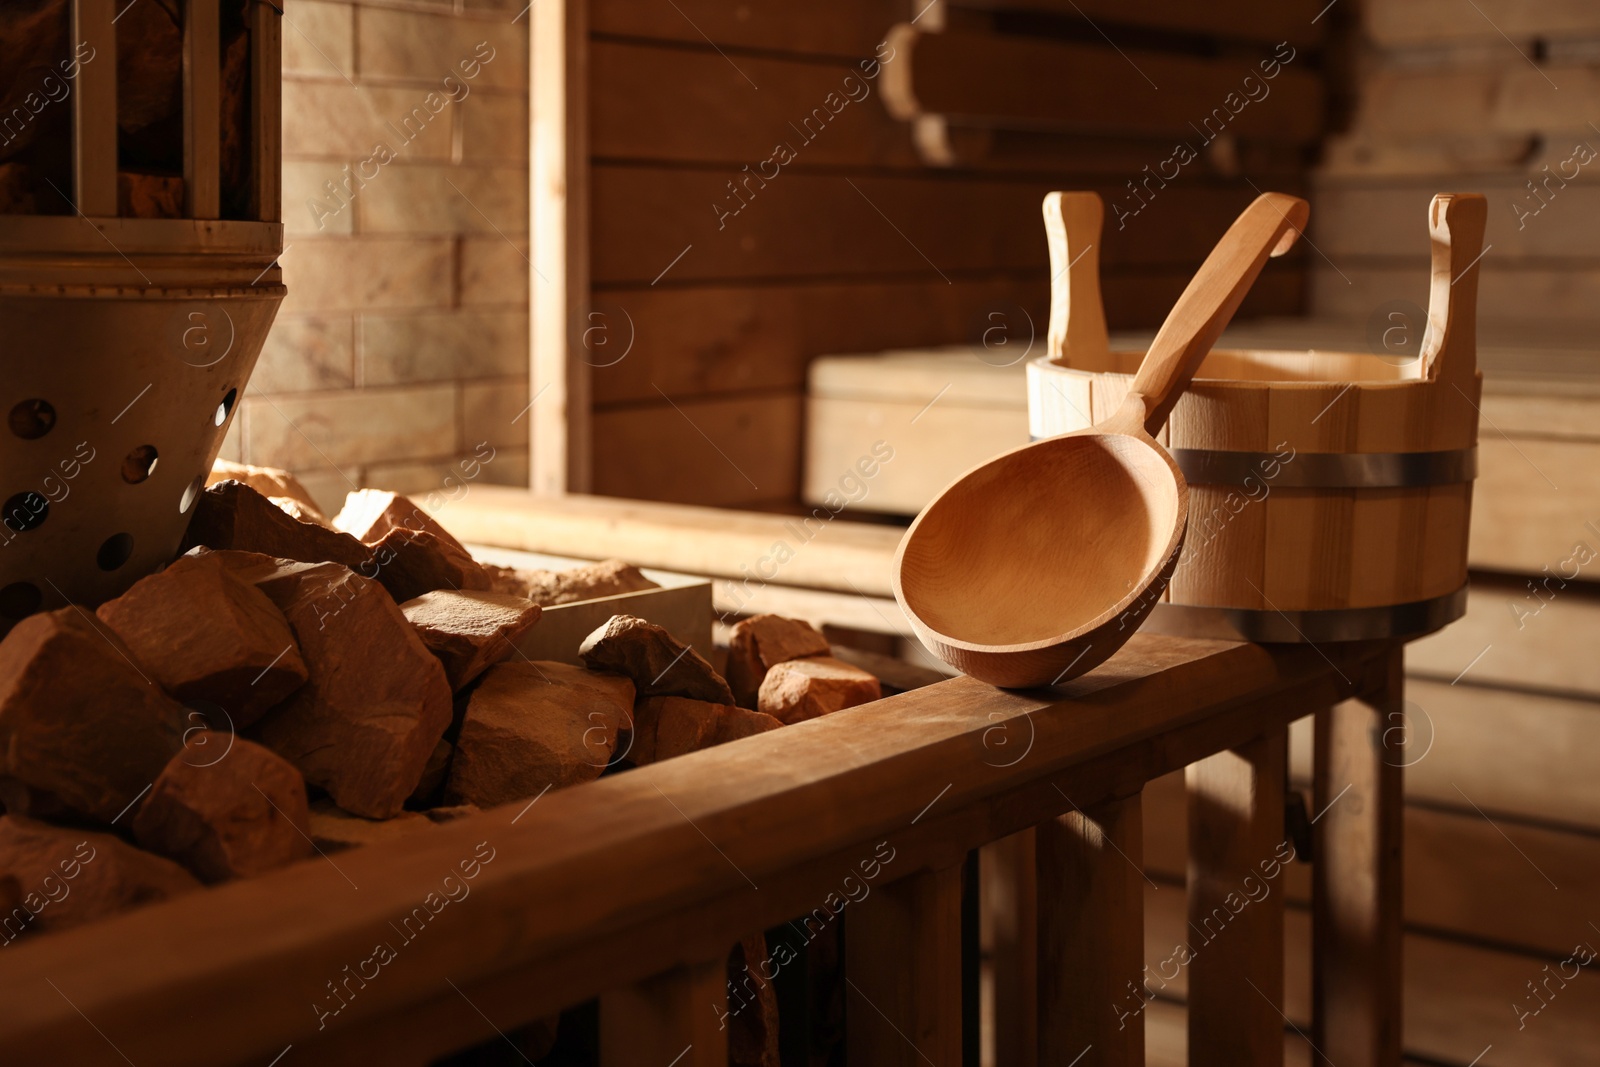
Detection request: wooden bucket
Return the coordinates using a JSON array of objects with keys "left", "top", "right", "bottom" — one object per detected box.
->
[{"left": 1027, "top": 192, "right": 1486, "bottom": 642}]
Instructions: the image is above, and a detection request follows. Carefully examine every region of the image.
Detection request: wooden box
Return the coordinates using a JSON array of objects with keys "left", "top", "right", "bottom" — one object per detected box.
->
[{"left": 467, "top": 545, "right": 713, "bottom": 663}]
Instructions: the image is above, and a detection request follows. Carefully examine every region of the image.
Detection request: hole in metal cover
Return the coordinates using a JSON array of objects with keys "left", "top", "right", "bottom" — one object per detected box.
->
[
  {"left": 2, "top": 491, "right": 48, "bottom": 533},
  {"left": 214, "top": 388, "right": 238, "bottom": 427},
  {"left": 97, "top": 532, "right": 134, "bottom": 571},
  {"left": 8, "top": 399, "right": 55, "bottom": 440},
  {"left": 0, "top": 581, "right": 41, "bottom": 620},
  {"left": 179, "top": 475, "right": 205, "bottom": 514},
  {"left": 122, "top": 445, "right": 160, "bottom": 484}
]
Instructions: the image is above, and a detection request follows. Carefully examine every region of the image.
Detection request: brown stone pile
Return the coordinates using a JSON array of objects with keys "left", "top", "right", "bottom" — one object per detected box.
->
[
  {"left": 0, "top": 458, "right": 891, "bottom": 1038},
  {"left": 726, "top": 615, "right": 884, "bottom": 723},
  {"left": 0, "top": 474, "right": 560, "bottom": 940}
]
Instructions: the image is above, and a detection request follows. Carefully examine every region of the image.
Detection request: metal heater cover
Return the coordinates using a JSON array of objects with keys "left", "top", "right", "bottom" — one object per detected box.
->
[{"left": 1, "top": 218, "right": 285, "bottom": 627}]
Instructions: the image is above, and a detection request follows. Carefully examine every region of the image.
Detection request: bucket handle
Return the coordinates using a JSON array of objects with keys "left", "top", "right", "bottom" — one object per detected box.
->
[
  {"left": 1419, "top": 193, "right": 1487, "bottom": 387},
  {"left": 1043, "top": 191, "right": 1113, "bottom": 371}
]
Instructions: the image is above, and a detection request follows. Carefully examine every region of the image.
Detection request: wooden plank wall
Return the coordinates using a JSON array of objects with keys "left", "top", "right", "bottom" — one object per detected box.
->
[
  {"left": 1311, "top": 0, "right": 1600, "bottom": 325},
  {"left": 582, "top": 0, "right": 1329, "bottom": 508}
]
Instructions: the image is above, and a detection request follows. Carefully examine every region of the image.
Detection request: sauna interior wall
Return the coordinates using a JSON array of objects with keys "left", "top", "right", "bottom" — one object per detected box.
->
[{"left": 580, "top": 0, "right": 1325, "bottom": 508}]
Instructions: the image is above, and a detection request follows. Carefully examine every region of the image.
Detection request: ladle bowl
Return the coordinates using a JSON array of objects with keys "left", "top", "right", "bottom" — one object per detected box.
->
[{"left": 893, "top": 192, "right": 1309, "bottom": 688}]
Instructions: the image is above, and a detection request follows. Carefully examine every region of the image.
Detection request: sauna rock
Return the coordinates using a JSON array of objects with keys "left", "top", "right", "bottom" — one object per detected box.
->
[
  {"left": 131, "top": 733, "right": 313, "bottom": 883},
  {"left": 247, "top": 562, "right": 453, "bottom": 820},
  {"left": 96, "top": 551, "right": 308, "bottom": 728},
  {"left": 579, "top": 614, "right": 735, "bottom": 705},
  {"left": 757, "top": 657, "right": 882, "bottom": 725},
  {"left": 725, "top": 614, "right": 831, "bottom": 708},
  {"left": 446, "top": 661, "right": 635, "bottom": 807}
]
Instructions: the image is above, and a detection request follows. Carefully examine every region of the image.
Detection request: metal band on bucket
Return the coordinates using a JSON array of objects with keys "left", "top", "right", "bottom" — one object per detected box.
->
[
  {"left": 1170, "top": 447, "right": 1477, "bottom": 489},
  {"left": 1144, "top": 585, "right": 1468, "bottom": 644}
]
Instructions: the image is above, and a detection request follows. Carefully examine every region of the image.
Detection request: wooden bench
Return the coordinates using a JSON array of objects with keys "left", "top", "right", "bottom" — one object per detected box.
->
[{"left": 0, "top": 630, "right": 1405, "bottom": 1066}]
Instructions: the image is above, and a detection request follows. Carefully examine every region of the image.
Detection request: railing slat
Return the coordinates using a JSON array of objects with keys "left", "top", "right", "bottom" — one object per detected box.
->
[
  {"left": 183, "top": 0, "right": 221, "bottom": 218},
  {"left": 1185, "top": 728, "right": 1289, "bottom": 1065},
  {"left": 846, "top": 863, "right": 964, "bottom": 1065},
  {"left": 1313, "top": 649, "right": 1405, "bottom": 1066},
  {"left": 1037, "top": 792, "right": 1144, "bottom": 1066},
  {"left": 601, "top": 958, "right": 728, "bottom": 1067},
  {"left": 986, "top": 829, "right": 1038, "bottom": 1067},
  {"left": 70, "top": 0, "right": 118, "bottom": 216}
]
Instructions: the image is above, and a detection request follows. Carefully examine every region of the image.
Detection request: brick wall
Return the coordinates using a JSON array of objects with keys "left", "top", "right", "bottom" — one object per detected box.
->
[{"left": 222, "top": 0, "right": 530, "bottom": 515}]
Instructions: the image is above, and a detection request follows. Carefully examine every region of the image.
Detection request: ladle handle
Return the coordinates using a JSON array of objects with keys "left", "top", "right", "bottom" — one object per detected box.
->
[{"left": 1118, "top": 192, "right": 1309, "bottom": 437}]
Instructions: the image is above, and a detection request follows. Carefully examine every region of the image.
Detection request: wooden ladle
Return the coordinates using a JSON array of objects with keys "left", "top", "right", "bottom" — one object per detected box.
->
[{"left": 892, "top": 192, "right": 1310, "bottom": 687}]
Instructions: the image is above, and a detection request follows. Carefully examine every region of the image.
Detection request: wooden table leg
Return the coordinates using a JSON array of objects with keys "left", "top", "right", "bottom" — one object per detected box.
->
[
  {"left": 845, "top": 863, "right": 964, "bottom": 1065},
  {"left": 1037, "top": 791, "right": 1145, "bottom": 1067},
  {"left": 1187, "top": 727, "right": 1289, "bottom": 1066},
  {"left": 1312, "top": 646, "right": 1405, "bottom": 1067},
  {"left": 601, "top": 958, "right": 729, "bottom": 1067}
]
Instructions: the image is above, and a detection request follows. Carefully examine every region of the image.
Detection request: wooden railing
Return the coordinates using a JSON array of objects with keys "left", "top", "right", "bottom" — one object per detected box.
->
[{"left": 0, "top": 632, "right": 1404, "bottom": 1066}]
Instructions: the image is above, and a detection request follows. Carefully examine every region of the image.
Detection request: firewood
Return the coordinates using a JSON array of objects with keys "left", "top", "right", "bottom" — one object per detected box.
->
[
  {"left": 401, "top": 590, "right": 541, "bottom": 691},
  {"left": 446, "top": 661, "right": 634, "bottom": 808},
  {"left": 0, "top": 609, "right": 186, "bottom": 824},
  {"left": 95, "top": 552, "right": 308, "bottom": 728},
  {"left": 725, "top": 615, "right": 831, "bottom": 708},
  {"left": 579, "top": 614, "right": 735, "bottom": 704},
  {"left": 308, "top": 800, "right": 433, "bottom": 853},
  {"left": 486, "top": 559, "right": 660, "bottom": 606},
  {"left": 208, "top": 460, "right": 328, "bottom": 525},
  {"left": 246, "top": 562, "right": 453, "bottom": 820},
  {"left": 0, "top": 816, "right": 199, "bottom": 941},
  {"left": 757, "top": 657, "right": 882, "bottom": 725},
  {"left": 131, "top": 733, "right": 312, "bottom": 883},
  {"left": 628, "top": 698, "right": 782, "bottom": 765},
  {"left": 728, "top": 934, "right": 782, "bottom": 1067}
]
